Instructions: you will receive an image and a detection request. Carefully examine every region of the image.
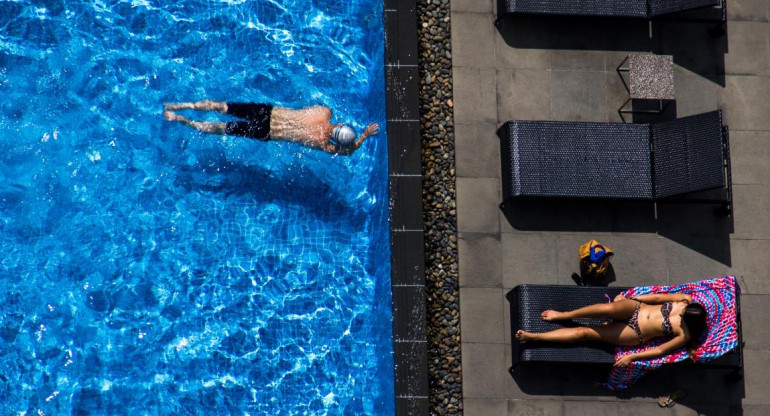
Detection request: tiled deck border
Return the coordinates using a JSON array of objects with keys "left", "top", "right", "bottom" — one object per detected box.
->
[{"left": 384, "top": 1, "right": 430, "bottom": 415}]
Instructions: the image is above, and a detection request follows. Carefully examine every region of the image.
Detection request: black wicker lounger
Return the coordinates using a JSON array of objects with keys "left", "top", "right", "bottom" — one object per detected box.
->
[
  {"left": 506, "top": 284, "right": 743, "bottom": 372},
  {"left": 497, "top": 110, "right": 732, "bottom": 214},
  {"left": 496, "top": 0, "right": 723, "bottom": 19}
]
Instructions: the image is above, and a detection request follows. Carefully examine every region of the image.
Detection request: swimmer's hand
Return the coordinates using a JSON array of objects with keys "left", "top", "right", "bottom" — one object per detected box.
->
[{"left": 364, "top": 123, "right": 379, "bottom": 136}]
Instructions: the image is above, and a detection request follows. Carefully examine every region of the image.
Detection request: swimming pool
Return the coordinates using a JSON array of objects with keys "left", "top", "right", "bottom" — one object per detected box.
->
[{"left": 0, "top": 0, "right": 392, "bottom": 414}]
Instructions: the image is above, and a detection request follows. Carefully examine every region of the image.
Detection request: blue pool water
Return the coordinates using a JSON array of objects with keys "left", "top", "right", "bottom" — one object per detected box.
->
[{"left": 0, "top": 1, "right": 392, "bottom": 414}]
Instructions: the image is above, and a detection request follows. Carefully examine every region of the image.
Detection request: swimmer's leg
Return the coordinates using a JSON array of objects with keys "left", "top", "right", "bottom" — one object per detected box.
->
[
  {"left": 164, "top": 100, "right": 227, "bottom": 113},
  {"left": 164, "top": 110, "right": 226, "bottom": 135}
]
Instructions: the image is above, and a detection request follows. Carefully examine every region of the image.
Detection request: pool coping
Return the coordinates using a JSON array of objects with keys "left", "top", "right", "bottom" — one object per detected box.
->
[{"left": 384, "top": 0, "right": 430, "bottom": 415}]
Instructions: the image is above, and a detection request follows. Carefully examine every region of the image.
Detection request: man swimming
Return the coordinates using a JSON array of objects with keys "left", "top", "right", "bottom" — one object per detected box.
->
[{"left": 163, "top": 100, "right": 379, "bottom": 155}]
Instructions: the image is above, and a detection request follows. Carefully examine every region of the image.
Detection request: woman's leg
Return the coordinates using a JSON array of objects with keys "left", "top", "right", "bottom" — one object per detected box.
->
[
  {"left": 164, "top": 100, "right": 227, "bottom": 113},
  {"left": 516, "top": 322, "right": 640, "bottom": 346},
  {"left": 542, "top": 298, "right": 639, "bottom": 322}
]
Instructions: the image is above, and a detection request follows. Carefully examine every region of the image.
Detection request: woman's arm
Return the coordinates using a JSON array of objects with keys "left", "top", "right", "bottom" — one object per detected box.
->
[
  {"left": 614, "top": 335, "right": 688, "bottom": 367},
  {"left": 627, "top": 293, "right": 692, "bottom": 305}
]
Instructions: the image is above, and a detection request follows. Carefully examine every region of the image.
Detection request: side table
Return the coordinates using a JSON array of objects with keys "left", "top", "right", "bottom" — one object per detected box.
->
[{"left": 617, "top": 54, "right": 675, "bottom": 120}]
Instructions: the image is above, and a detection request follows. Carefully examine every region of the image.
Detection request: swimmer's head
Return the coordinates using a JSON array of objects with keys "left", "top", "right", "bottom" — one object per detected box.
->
[{"left": 331, "top": 124, "right": 356, "bottom": 147}]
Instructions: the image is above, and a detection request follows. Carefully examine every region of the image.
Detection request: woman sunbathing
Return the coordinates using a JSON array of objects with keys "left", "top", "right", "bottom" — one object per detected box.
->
[{"left": 515, "top": 293, "right": 707, "bottom": 368}]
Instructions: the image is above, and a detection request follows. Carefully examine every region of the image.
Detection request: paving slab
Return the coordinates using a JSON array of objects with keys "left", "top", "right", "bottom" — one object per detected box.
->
[
  {"left": 731, "top": 239, "right": 770, "bottom": 294},
  {"left": 737, "top": 294, "right": 770, "bottom": 349},
  {"left": 461, "top": 342, "right": 517, "bottom": 399},
  {"left": 604, "top": 65, "right": 632, "bottom": 123},
  {"left": 606, "top": 235, "right": 669, "bottom": 287},
  {"left": 727, "top": 0, "right": 770, "bottom": 22},
  {"left": 563, "top": 401, "right": 618, "bottom": 416},
  {"left": 729, "top": 130, "right": 770, "bottom": 185},
  {"left": 502, "top": 233, "right": 558, "bottom": 288},
  {"left": 508, "top": 400, "right": 564, "bottom": 416},
  {"left": 495, "top": 34, "right": 552, "bottom": 70},
  {"left": 718, "top": 75, "right": 770, "bottom": 131},
  {"left": 724, "top": 21, "right": 770, "bottom": 76},
  {"left": 550, "top": 50, "right": 606, "bottom": 72},
  {"left": 496, "top": 68, "right": 552, "bottom": 121},
  {"left": 458, "top": 232, "right": 502, "bottom": 288},
  {"left": 455, "top": 122, "right": 500, "bottom": 178},
  {"left": 742, "top": 350, "right": 770, "bottom": 405},
  {"left": 550, "top": 70, "right": 608, "bottom": 122},
  {"left": 450, "top": 0, "right": 493, "bottom": 14},
  {"left": 451, "top": 11, "right": 497, "bottom": 68},
  {"left": 744, "top": 405, "right": 770, "bottom": 416},
  {"left": 463, "top": 398, "right": 507, "bottom": 416},
  {"left": 460, "top": 287, "right": 506, "bottom": 343},
  {"left": 732, "top": 185, "right": 770, "bottom": 240},
  {"left": 452, "top": 66, "right": 498, "bottom": 124},
  {"left": 673, "top": 67, "right": 719, "bottom": 117},
  {"left": 664, "top": 239, "right": 731, "bottom": 284},
  {"left": 456, "top": 177, "right": 501, "bottom": 233},
  {"left": 504, "top": 355, "right": 565, "bottom": 399}
]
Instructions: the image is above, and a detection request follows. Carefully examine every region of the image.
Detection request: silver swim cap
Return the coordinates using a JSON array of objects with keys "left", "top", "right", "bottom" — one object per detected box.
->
[{"left": 331, "top": 124, "right": 357, "bottom": 147}]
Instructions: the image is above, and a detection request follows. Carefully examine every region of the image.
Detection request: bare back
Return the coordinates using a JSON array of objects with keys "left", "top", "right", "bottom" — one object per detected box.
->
[{"left": 269, "top": 106, "right": 333, "bottom": 149}]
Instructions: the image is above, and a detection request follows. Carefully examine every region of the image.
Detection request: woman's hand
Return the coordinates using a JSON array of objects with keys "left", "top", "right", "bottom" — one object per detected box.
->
[
  {"left": 613, "top": 293, "right": 626, "bottom": 302},
  {"left": 614, "top": 354, "right": 635, "bottom": 368}
]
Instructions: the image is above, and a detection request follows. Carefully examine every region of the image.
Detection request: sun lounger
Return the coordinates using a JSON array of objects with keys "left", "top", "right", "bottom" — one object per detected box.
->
[
  {"left": 496, "top": 0, "right": 722, "bottom": 19},
  {"left": 497, "top": 110, "right": 732, "bottom": 214},
  {"left": 507, "top": 281, "right": 743, "bottom": 388}
]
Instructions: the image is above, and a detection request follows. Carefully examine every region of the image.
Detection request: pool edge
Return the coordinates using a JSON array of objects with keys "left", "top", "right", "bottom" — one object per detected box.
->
[{"left": 384, "top": 0, "right": 430, "bottom": 415}]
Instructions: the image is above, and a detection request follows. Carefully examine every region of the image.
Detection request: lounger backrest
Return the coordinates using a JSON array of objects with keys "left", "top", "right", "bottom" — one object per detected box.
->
[
  {"left": 498, "top": 120, "right": 652, "bottom": 200},
  {"left": 648, "top": 0, "right": 720, "bottom": 17},
  {"left": 497, "top": 0, "right": 648, "bottom": 18},
  {"left": 651, "top": 110, "right": 725, "bottom": 198}
]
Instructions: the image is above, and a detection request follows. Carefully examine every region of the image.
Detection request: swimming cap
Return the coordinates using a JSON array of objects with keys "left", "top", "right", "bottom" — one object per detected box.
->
[{"left": 331, "top": 124, "right": 357, "bottom": 147}]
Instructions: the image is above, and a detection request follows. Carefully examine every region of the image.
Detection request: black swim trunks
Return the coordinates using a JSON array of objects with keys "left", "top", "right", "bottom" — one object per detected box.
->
[{"left": 224, "top": 102, "right": 273, "bottom": 141}]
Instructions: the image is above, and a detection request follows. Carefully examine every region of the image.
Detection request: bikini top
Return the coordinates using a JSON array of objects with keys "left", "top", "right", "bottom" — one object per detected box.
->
[{"left": 660, "top": 302, "right": 675, "bottom": 338}]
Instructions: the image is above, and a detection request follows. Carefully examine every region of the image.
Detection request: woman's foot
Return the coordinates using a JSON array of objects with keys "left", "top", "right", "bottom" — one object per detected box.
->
[
  {"left": 541, "top": 310, "right": 565, "bottom": 321},
  {"left": 515, "top": 330, "right": 535, "bottom": 342}
]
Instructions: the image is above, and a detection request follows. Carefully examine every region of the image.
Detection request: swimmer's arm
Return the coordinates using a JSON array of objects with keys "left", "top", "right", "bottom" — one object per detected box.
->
[
  {"left": 615, "top": 334, "right": 687, "bottom": 367},
  {"left": 632, "top": 294, "right": 693, "bottom": 305},
  {"left": 335, "top": 123, "right": 379, "bottom": 156}
]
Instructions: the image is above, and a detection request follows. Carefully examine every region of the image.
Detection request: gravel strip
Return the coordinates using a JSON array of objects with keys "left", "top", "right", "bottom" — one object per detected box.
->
[{"left": 416, "top": 0, "right": 462, "bottom": 414}]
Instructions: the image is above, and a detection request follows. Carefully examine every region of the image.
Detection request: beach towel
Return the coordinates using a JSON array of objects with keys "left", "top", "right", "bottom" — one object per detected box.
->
[{"left": 603, "top": 275, "right": 740, "bottom": 390}]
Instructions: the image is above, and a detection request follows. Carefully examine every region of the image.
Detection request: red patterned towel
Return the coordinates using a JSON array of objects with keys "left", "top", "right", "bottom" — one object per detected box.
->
[{"left": 603, "top": 276, "right": 740, "bottom": 390}]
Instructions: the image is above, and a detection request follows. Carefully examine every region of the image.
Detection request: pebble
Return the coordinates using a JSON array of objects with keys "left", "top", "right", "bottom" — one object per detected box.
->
[{"left": 416, "top": 0, "right": 462, "bottom": 414}]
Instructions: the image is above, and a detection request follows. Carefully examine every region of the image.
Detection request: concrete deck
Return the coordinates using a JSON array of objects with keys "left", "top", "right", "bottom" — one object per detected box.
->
[{"left": 450, "top": 1, "right": 770, "bottom": 415}]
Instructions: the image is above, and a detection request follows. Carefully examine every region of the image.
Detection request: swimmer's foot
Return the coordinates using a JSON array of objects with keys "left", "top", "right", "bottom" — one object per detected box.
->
[
  {"left": 163, "top": 110, "right": 184, "bottom": 122},
  {"left": 541, "top": 310, "right": 565, "bottom": 321},
  {"left": 515, "top": 330, "right": 536, "bottom": 342}
]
